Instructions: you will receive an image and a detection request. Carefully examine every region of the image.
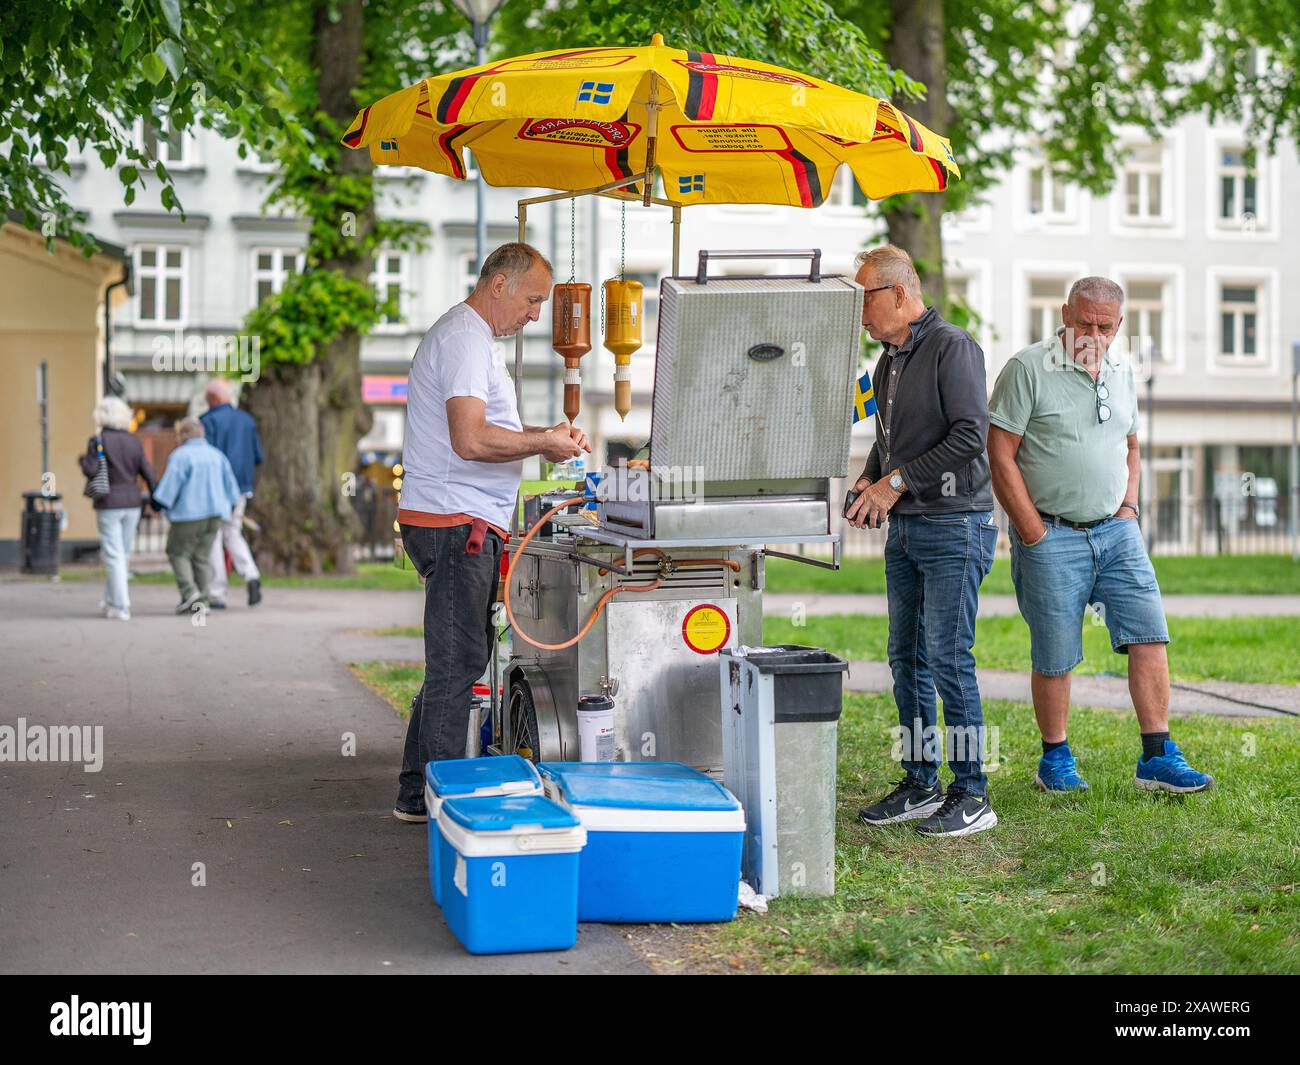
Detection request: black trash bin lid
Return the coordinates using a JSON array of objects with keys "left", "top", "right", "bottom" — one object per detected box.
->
[{"left": 739, "top": 645, "right": 848, "bottom": 675}]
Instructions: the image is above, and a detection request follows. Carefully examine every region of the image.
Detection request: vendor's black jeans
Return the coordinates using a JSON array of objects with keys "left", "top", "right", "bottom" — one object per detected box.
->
[{"left": 396, "top": 522, "right": 503, "bottom": 810}]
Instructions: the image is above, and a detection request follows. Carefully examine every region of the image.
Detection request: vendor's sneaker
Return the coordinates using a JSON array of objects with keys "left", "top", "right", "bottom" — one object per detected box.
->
[
  {"left": 392, "top": 803, "right": 428, "bottom": 824},
  {"left": 1035, "top": 743, "right": 1089, "bottom": 792},
  {"left": 915, "top": 789, "right": 997, "bottom": 837},
  {"left": 859, "top": 776, "right": 944, "bottom": 826},
  {"left": 1135, "top": 740, "right": 1214, "bottom": 794}
]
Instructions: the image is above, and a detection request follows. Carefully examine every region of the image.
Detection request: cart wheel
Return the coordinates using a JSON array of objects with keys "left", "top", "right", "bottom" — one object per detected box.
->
[{"left": 508, "top": 680, "right": 541, "bottom": 764}]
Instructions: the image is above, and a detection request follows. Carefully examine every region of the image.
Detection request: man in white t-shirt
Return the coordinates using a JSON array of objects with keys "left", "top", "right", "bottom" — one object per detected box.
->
[{"left": 393, "top": 242, "right": 590, "bottom": 822}]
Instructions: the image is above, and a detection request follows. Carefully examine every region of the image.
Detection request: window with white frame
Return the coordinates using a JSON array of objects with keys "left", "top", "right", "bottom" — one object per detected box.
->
[
  {"left": 138, "top": 120, "right": 190, "bottom": 167},
  {"left": 1124, "top": 280, "right": 1168, "bottom": 365},
  {"left": 1218, "top": 147, "right": 1258, "bottom": 227},
  {"left": 370, "top": 251, "right": 409, "bottom": 328},
  {"left": 828, "top": 167, "right": 868, "bottom": 209},
  {"left": 1219, "top": 284, "right": 1263, "bottom": 363},
  {"left": 252, "top": 248, "right": 304, "bottom": 306},
  {"left": 1027, "top": 277, "right": 1068, "bottom": 345},
  {"left": 1122, "top": 143, "right": 1168, "bottom": 224},
  {"left": 135, "top": 245, "right": 186, "bottom": 325},
  {"left": 1027, "top": 161, "right": 1076, "bottom": 222}
]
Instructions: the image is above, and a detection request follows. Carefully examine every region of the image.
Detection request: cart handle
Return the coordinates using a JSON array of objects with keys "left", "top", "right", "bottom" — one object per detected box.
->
[{"left": 695, "top": 248, "right": 821, "bottom": 285}]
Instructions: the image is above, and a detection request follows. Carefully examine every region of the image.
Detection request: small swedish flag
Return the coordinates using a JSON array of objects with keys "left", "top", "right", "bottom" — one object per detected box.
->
[{"left": 852, "top": 368, "right": 877, "bottom": 424}]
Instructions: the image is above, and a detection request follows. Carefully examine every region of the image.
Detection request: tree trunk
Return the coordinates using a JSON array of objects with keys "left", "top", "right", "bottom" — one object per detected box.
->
[
  {"left": 885, "top": 0, "right": 949, "bottom": 307},
  {"left": 244, "top": 0, "right": 374, "bottom": 575}
]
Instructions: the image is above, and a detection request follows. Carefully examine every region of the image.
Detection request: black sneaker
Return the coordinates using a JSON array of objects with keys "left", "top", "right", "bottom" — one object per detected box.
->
[
  {"left": 175, "top": 592, "right": 202, "bottom": 615},
  {"left": 914, "top": 788, "right": 997, "bottom": 838},
  {"left": 859, "top": 776, "right": 945, "bottom": 826},
  {"left": 208, "top": 598, "right": 228, "bottom": 610},
  {"left": 247, "top": 579, "right": 262, "bottom": 607},
  {"left": 392, "top": 803, "right": 428, "bottom": 824}
]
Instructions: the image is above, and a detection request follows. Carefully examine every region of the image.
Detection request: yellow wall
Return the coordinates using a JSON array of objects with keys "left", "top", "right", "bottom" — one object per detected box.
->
[{"left": 0, "top": 223, "right": 127, "bottom": 545}]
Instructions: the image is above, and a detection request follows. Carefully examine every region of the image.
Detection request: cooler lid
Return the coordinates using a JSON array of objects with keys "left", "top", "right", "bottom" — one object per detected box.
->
[
  {"left": 441, "top": 794, "right": 579, "bottom": 832},
  {"left": 537, "top": 762, "right": 741, "bottom": 812},
  {"left": 424, "top": 755, "right": 542, "bottom": 797}
]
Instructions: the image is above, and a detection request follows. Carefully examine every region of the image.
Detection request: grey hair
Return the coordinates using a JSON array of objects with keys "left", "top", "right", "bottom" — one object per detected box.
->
[
  {"left": 853, "top": 244, "right": 922, "bottom": 299},
  {"left": 93, "top": 395, "right": 133, "bottom": 431},
  {"left": 477, "top": 241, "right": 553, "bottom": 293},
  {"left": 176, "top": 417, "right": 205, "bottom": 442},
  {"left": 1068, "top": 276, "right": 1125, "bottom": 309}
]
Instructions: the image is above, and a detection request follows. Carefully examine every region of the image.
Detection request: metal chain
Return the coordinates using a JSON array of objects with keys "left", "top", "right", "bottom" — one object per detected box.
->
[
  {"left": 567, "top": 197, "right": 576, "bottom": 283},
  {"left": 620, "top": 201, "right": 626, "bottom": 280}
]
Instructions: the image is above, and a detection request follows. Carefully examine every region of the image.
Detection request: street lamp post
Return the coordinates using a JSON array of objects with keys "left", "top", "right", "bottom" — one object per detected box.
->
[
  {"left": 1146, "top": 344, "right": 1157, "bottom": 550},
  {"left": 451, "top": 0, "right": 507, "bottom": 271},
  {"left": 1291, "top": 340, "right": 1299, "bottom": 561}
]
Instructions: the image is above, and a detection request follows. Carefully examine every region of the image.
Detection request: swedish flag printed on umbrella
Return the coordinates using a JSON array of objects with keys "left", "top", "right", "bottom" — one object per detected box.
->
[{"left": 853, "top": 368, "right": 877, "bottom": 424}]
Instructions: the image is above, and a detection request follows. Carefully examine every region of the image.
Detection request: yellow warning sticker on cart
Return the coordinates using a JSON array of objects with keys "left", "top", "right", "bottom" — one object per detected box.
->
[{"left": 682, "top": 604, "right": 731, "bottom": 655}]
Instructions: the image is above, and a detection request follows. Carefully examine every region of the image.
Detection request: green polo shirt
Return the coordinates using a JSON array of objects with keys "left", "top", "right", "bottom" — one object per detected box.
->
[{"left": 988, "top": 331, "right": 1139, "bottom": 523}]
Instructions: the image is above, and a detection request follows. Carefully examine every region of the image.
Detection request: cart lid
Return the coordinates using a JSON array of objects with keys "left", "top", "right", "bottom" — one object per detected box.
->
[
  {"left": 440, "top": 794, "right": 579, "bottom": 833},
  {"left": 537, "top": 762, "right": 741, "bottom": 812},
  {"left": 424, "top": 755, "right": 542, "bottom": 797}
]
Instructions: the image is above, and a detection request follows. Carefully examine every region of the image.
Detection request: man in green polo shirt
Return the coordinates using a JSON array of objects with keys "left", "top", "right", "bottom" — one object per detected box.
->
[{"left": 987, "top": 276, "right": 1213, "bottom": 795}]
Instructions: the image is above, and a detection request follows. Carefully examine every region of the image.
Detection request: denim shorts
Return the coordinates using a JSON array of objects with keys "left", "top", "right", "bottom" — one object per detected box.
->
[{"left": 1010, "top": 516, "right": 1169, "bottom": 676}]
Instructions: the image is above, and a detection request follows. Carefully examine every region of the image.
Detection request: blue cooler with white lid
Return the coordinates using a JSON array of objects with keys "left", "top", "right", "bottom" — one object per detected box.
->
[
  {"left": 437, "top": 794, "right": 586, "bottom": 955},
  {"left": 424, "top": 756, "right": 543, "bottom": 905},
  {"left": 536, "top": 762, "right": 745, "bottom": 923}
]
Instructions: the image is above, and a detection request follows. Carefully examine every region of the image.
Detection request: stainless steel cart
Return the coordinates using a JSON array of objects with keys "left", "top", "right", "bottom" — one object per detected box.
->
[{"left": 497, "top": 248, "right": 862, "bottom": 774}]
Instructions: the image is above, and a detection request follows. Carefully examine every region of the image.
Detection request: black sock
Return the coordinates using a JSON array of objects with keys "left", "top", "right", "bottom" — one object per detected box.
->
[
  {"left": 1042, "top": 738, "right": 1068, "bottom": 755},
  {"left": 1141, "top": 731, "right": 1170, "bottom": 761}
]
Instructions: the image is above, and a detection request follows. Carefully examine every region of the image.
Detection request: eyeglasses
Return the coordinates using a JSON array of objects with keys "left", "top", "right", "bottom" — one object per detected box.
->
[
  {"left": 863, "top": 285, "right": 896, "bottom": 300},
  {"left": 1095, "top": 380, "right": 1111, "bottom": 424}
]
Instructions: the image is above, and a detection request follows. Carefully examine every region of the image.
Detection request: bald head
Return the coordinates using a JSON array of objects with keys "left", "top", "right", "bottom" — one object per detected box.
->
[{"left": 206, "top": 379, "right": 232, "bottom": 407}]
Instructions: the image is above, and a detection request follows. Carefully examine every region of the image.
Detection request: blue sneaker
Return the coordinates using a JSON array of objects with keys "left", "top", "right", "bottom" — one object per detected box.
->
[
  {"left": 1035, "top": 743, "right": 1089, "bottom": 792},
  {"left": 1135, "top": 740, "right": 1214, "bottom": 794}
]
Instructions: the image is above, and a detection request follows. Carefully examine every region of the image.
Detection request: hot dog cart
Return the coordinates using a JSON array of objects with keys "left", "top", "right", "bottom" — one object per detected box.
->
[{"left": 496, "top": 246, "right": 862, "bottom": 774}]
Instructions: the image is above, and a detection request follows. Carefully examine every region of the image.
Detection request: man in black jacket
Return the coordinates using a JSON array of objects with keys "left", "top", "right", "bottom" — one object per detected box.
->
[{"left": 846, "top": 244, "right": 999, "bottom": 837}]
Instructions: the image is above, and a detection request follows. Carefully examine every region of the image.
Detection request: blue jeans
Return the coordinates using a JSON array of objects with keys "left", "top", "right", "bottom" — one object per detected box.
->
[
  {"left": 884, "top": 511, "right": 998, "bottom": 795},
  {"left": 396, "top": 523, "right": 503, "bottom": 809},
  {"left": 1010, "top": 515, "right": 1169, "bottom": 675},
  {"left": 96, "top": 506, "right": 142, "bottom": 611}
]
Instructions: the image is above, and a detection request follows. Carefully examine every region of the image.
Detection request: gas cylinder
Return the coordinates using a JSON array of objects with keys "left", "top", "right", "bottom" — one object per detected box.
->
[
  {"left": 602, "top": 278, "right": 643, "bottom": 421},
  {"left": 552, "top": 282, "right": 591, "bottom": 424}
]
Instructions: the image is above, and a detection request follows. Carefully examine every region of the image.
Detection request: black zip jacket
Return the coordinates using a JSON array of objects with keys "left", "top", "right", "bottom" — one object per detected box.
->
[{"left": 861, "top": 306, "right": 993, "bottom": 514}]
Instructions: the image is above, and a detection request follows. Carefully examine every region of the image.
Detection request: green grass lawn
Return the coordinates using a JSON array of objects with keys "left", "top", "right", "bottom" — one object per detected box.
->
[
  {"left": 765, "top": 554, "right": 1300, "bottom": 597},
  {"left": 347, "top": 662, "right": 1300, "bottom": 974},
  {"left": 763, "top": 613, "right": 1300, "bottom": 686},
  {"left": 707, "top": 692, "right": 1300, "bottom": 974}
]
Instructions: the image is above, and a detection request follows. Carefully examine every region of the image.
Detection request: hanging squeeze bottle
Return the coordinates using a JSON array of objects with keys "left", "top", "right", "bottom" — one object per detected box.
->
[
  {"left": 552, "top": 282, "right": 591, "bottom": 424},
  {"left": 602, "top": 279, "right": 643, "bottom": 421}
]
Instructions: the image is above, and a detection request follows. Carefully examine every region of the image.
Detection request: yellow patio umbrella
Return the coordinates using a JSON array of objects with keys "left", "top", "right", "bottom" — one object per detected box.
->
[{"left": 341, "top": 33, "right": 959, "bottom": 207}]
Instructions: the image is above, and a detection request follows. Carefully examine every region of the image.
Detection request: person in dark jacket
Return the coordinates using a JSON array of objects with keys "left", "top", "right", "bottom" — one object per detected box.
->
[
  {"left": 199, "top": 379, "right": 263, "bottom": 607},
  {"left": 80, "top": 396, "right": 156, "bottom": 621},
  {"left": 846, "top": 244, "right": 999, "bottom": 838}
]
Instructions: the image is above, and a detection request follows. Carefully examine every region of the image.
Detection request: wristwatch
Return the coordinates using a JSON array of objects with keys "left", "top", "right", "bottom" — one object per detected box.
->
[
  {"left": 1119, "top": 501, "right": 1140, "bottom": 517},
  {"left": 889, "top": 470, "right": 907, "bottom": 493}
]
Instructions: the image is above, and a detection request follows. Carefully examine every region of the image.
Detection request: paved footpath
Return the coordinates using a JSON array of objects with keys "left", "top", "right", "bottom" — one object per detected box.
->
[{"left": 0, "top": 578, "right": 649, "bottom": 975}]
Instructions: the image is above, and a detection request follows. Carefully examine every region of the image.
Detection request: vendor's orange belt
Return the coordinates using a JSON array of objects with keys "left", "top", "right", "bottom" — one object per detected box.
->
[{"left": 397, "top": 509, "right": 509, "bottom": 556}]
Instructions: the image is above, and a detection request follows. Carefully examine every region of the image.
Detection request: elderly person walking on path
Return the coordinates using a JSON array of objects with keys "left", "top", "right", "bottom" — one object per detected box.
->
[
  {"left": 987, "top": 276, "right": 1213, "bottom": 794},
  {"left": 200, "top": 379, "right": 265, "bottom": 609},
  {"left": 80, "top": 396, "right": 156, "bottom": 621},
  {"left": 152, "top": 418, "right": 242, "bottom": 615}
]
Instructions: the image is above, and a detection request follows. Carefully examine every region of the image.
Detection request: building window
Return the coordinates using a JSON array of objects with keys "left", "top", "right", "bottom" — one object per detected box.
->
[
  {"left": 1219, "top": 284, "right": 1261, "bottom": 362},
  {"left": 370, "top": 251, "right": 409, "bottom": 328},
  {"left": 1027, "top": 161, "right": 1075, "bottom": 222},
  {"left": 1123, "top": 143, "right": 1166, "bottom": 224},
  {"left": 462, "top": 254, "right": 479, "bottom": 299},
  {"left": 139, "top": 120, "right": 190, "bottom": 167},
  {"left": 1125, "top": 280, "right": 1167, "bottom": 363},
  {"left": 1218, "top": 147, "right": 1258, "bottom": 227},
  {"left": 1027, "top": 277, "right": 1067, "bottom": 345},
  {"left": 135, "top": 245, "right": 186, "bottom": 325},
  {"left": 252, "top": 248, "right": 304, "bottom": 306},
  {"left": 828, "top": 167, "right": 868, "bottom": 209}
]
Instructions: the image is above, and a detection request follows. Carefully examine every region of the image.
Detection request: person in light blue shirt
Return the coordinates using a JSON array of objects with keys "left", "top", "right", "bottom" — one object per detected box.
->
[{"left": 152, "top": 418, "right": 242, "bottom": 614}]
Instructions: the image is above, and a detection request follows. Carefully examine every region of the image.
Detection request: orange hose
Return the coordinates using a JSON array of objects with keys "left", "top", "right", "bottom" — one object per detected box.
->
[{"left": 505, "top": 497, "right": 663, "bottom": 652}]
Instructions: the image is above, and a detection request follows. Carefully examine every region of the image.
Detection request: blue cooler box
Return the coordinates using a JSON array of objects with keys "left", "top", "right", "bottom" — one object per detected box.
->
[
  {"left": 537, "top": 762, "right": 745, "bottom": 923},
  {"left": 424, "top": 756, "right": 543, "bottom": 905},
  {"left": 437, "top": 795, "right": 586, "bottom": 955}
]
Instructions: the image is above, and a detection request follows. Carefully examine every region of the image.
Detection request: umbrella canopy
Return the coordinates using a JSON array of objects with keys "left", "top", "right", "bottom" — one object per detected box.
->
[{"left": 341, "top": 34, "right": 958, "bottom": 207}]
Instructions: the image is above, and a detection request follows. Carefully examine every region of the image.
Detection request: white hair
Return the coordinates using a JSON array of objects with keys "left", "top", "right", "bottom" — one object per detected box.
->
[
  {"left": 853, "top": 244, "right": 922, "bottom": 299},
  {"left": 176, "top": 417, "right": 205, "bottom": 442},
  {"left": 1068, "top": 276, "right": 1125, "bottom": 309},
  {"left": 93, "top": 395, "right": 133, "bottom": 431}
]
